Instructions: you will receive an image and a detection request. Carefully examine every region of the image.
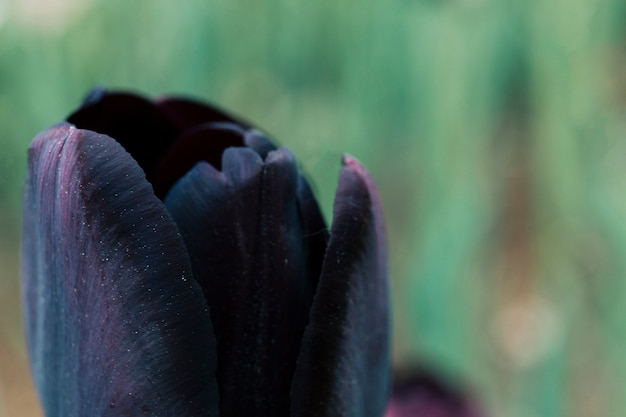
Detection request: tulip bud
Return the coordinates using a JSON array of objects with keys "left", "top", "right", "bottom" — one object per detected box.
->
[{"left": 22, "top": 89, "right": 390, "bottom": 417}]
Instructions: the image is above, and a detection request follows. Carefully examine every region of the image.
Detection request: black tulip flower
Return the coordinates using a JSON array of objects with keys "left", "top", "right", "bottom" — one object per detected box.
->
[{"left": 22, "top": 89, "right": 390, "bottom": 417}]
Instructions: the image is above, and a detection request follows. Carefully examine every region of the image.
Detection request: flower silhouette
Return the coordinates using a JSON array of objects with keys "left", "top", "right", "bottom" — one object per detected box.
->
[{"left": 22, "top": 89, "right": 390, "bottom": 417}]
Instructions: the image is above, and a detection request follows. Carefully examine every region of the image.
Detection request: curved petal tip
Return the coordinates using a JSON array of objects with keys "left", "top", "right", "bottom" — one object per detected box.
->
[{"left": 291, "top": 153, "right": 389, "bottom": 417}]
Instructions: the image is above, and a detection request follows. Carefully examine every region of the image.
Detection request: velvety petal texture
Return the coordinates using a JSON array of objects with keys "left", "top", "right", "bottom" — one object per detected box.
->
[
  {"left": 22, "top": 124, "right": 218, "bottom": 417},
  {"left": 291, "top": 156, "right": 390, "bottom": 417}
]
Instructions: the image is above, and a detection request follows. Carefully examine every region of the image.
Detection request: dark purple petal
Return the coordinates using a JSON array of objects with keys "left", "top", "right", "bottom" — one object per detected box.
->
[
  {"left": 240, "top": 129, "right": 327, "bottom": 286},
  {"left": 67, "top": 90, "right": 179, "bottom": 186},
  {"left": 291, "top": 155, "right": 390, "bottom": 417},
  {"left": 243, "top": 130, "right": 277, "bottom": 159},
  {"left": 164, "top": 147, "right": 321, "bottom": 417},
  {"left": 152, "top": 123, "right": 245, "bottom": 199},
  {"left": 157, "top": 97, "right": 250, "bottom": 131},
  {"left": 384, "top": 368, "right": 486, "bottom": 417},
  {"left": 22, "top": 123, "right": 218, "bottom": 417}
]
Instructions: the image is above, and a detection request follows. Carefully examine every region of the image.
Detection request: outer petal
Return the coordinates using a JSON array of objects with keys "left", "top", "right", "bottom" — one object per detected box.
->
[
  {"left": 164, "top": 147, "right": 321, "bottom": 417},
  {"left": 22, "top": 123, "right": 218, "bottom": 417},
  {"left": 291, "top": 155, "right": 390, "bottom": 417}
]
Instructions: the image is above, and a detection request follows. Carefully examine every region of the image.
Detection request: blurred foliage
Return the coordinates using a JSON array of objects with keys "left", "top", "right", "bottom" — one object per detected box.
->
[{"left": 2, "top": 0, "right": 626, "bottom": 416}]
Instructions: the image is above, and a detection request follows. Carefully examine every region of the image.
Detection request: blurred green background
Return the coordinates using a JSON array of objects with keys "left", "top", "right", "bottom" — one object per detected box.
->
[{"left": 1, "top": 0, "right": 626, "bottom": 415}]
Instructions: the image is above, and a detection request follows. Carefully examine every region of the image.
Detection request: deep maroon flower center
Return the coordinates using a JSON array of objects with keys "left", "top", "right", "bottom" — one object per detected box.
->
[{"left": 67, "top": 90, "right": 249, "bottom": 199}]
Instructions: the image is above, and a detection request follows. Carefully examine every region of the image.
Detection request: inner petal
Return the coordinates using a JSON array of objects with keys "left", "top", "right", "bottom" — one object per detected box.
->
[
  {"left": 153, "top": 123, "right": 244, "bottom": 199},
  {"left": 67, "top": 91, "right": 179, "bottom": 185},
  {"left": 164, "top": 147, "right": 318, "bottom": 417}
]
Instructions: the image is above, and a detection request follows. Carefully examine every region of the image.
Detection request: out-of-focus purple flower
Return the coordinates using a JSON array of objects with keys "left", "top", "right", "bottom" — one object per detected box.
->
[
  {"left": 22, "top": 89, "right": 390, "bottom": 417},
  {"left": 384, "top": 368, "right": 487, "bottom": 417}
]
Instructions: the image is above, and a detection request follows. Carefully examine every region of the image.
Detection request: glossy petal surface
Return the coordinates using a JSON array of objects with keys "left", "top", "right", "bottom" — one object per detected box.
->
[
  {"left": 22, "top": 124, "right": 218, "bottom": 417},
  {"left": 164, "top": 147, "right": 324, "bottom": 417},
  {"left": 291, "top": 155, "right": 390, "bottom": 417}
]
